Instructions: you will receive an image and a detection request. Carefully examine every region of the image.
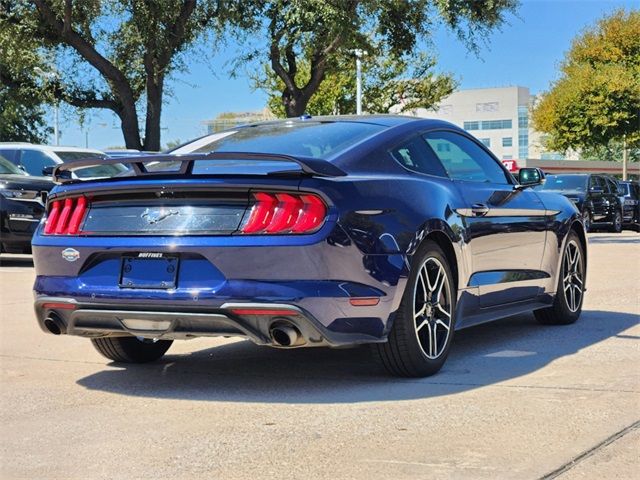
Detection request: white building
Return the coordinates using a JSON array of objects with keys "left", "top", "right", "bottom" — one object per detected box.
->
[{"left": 410, "top": 86, "right": 570, "bottom": 161}]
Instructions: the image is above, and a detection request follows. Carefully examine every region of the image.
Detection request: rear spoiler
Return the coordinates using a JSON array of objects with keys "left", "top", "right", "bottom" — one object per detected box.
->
[{"left": 52, "top": 151, "right": 347, "bottom": 184}]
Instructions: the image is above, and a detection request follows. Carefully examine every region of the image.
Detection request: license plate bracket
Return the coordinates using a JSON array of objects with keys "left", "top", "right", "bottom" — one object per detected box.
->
[{"left": 120, "top": 256, "right": 179, "bottom": 289}]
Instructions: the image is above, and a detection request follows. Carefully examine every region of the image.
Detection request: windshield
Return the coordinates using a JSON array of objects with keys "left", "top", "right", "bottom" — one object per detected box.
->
[
  {"left": 538, "top": 175, "right": 587, "bottom": 191},
  {"left": 0, "top": 155, "right": 26, "bottom": 175},
  {"left": 53, "top": 151, "right": 128, "bottom": 178},
  {"left": 183, "top": 121, "right": 385, "bottom": 159}
]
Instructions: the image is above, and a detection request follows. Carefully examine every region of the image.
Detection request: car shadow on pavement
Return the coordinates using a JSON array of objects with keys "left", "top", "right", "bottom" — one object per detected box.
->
[
  {"left": 76, "top": 309, "right": 638, "bottom": 404},
  {"left": 0, "top": 255, "right": 34, "bottom": 267}
]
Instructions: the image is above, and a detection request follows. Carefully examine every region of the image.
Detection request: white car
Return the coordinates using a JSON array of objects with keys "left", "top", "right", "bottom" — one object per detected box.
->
[{"left": 0, "top": 143, "right": 126, "bottom": 179}]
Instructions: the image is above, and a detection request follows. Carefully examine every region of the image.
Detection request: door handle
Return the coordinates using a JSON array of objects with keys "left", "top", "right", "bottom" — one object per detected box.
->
[{"left": 471, "top": 203, "right": 490, "bottom": 216}]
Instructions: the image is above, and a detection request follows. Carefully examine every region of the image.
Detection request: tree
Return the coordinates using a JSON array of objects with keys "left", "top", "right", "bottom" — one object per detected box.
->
[
  {"left": 0, "top": 1, "right": 251, "bottom": 150},
  {"left": 251, "top": 0, "right": 518, "bottom": 117},
  {"left": 0, "top": 14, "right": 51, "bottom": 142},
  {"left": 532, "top": 10, "right": 640, "bottom": 159},
  {"left": 255, "top": 49, "right": 457, "bottom": 117}
]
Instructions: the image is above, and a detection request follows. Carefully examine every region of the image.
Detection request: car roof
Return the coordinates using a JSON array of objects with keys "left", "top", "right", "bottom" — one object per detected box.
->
[{"left": 0, "top": 143, "right": 104, "bottom": 154}]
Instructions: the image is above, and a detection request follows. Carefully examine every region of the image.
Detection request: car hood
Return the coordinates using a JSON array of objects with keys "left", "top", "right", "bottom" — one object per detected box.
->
[{"left": 0, "top": 174, "right": 55, "bottom": 191}]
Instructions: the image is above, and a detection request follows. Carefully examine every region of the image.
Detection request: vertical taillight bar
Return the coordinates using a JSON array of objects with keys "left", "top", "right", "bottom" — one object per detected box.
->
[
  {"left": 67, "top": 196, "right": 87, "bottom": 234},
  {"left": 54, "top": 198, "right": 74, "bottom": 234},
  {"left": 44, "top": 196, "right": 89, "bottom": 235},
  {"left": 44, "top": 200, "right": 61, "bottom": 235},
  {"left": 241, "top": 192, "right": 327, "bottom": 234}
]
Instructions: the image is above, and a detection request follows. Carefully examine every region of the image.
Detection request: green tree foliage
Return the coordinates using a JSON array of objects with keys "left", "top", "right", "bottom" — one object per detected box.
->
[
  {"left": 0, "top": 86, "right": 52, "bottom": 143},
  {"left": 532, "top": 10, "right": 640, "bottom": 157},
  {"left": 253, "top": 0, "right": 518, "bottom": 117},
  {"left": 0, "top": 12, "right": 52, "bottom": 142},
  {"left": 256, "top": 49, "right": 457, "bottom": 117},
  {"left": 0, "top": 1, "right": 251, "bottom": 150}
]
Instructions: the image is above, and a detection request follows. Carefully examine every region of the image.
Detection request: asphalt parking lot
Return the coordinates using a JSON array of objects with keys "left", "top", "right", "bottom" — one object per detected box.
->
[{"left": 0, "top": 231, "right": 638, "bottom": 480}]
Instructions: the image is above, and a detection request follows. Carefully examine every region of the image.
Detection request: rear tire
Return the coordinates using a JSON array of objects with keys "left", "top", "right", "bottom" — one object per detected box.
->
[
  {"left": 91, "top": 336, "right": 173, "bottom": 363},
  {"left": 374, "top": 240, "right": 456, "bottom": 377},
  {"left": 535, "top": 231, "right": 585, "bottom": 325}
]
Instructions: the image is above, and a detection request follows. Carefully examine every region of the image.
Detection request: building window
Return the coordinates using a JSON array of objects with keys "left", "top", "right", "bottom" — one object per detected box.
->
[
  {"left": 480, "top": 138, "right": 491, "bottom": 147},
  {"left": 518, "top": 106, "right": 529, "bottom": 128},
  {"left": 438, "top": 104, "right": 453, "bottom": 115},
  {"left": 502, "top": 155, "right": 513, "bottom": 160},
  {"left": 476, "top": 102, "right": 499, "bottom": 112},
  {"left": 518, "top": 133, "right": 528, "bottom": 147},
  {"left": 517, "top": 105, "right": 529, "bottom": 159},
  {"left": 463, "top": 119, "right": 512, "bottom": 131},
  {"left": 502, "top": 137, "right": 513, "bottom": 147}
]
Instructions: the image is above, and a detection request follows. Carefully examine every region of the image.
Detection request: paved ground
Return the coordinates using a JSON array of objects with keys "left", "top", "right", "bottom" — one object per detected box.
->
[{"left": 0, "top": 231, "right": 638, "bottom": 480}]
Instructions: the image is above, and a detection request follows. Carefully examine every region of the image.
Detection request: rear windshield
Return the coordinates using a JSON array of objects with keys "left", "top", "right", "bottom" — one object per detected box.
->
[
  {"left": 187, "top": 122, "right": 385, "bottom": 159},
  {"left": 538, "top": 175, "right": 587, "bottom": 191},
  {"left": 53, "top": 151, "right": 105, "bottom": 162},
  {"left": 53, "top": 151, "right": 128, "bottom": 178}
]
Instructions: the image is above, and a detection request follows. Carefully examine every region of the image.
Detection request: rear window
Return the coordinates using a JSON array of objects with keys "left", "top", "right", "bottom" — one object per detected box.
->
[
  {"left": 53, "top": 151, "right": 105, "bottom": 162},
  {"left": 187, "top": 122, "right": 385, "bottom": 159},
  {"left": 53, "top": 151, "right": 128, "bottom": 178},
  {"left": 538, "top": 175, "right": 587, "bottom": 191}
]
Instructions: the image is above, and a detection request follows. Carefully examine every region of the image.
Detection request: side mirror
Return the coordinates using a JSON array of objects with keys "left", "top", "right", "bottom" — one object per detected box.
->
[
  {"left": 518, "top": 167, "right": 545, "bottom": 187},
  {"left": 42, "top": 166, "right": 54, "bottom": 176}
]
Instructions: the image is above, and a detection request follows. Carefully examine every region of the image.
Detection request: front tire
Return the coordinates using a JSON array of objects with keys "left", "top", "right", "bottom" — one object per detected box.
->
[
  {"left": 374, "top": 241, "right": 456, "bottom": 377},
  {"left": 91, "top": 336, "right": 173, "bottom": 363},
  {"left": 535, "top": 231, "right": 585, "bottom": 325},
  {"left": 582, "top": 209, "right": 592, "bottom": 232}
]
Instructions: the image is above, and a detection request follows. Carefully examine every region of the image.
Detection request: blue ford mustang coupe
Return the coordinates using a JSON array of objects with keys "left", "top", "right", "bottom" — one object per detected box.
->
[{"left": 31, "top": 116, "right": 587, "bottom": 377}]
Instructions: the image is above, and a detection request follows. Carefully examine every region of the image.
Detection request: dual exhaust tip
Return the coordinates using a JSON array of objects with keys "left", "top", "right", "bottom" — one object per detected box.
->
[
  {"left": 43, "top": 311, "right": 305, "bottom": 346},
  {"left": 269, "top": 322, "right": 304, "bottom": 347}
]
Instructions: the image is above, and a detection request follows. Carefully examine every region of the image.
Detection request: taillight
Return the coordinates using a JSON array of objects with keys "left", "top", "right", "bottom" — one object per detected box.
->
[
  {"left": 241, "top": 192, "right": 327, "bottom": 234},
  {"left": 44, "top": 196, "right": 88, "bottom": 235}
]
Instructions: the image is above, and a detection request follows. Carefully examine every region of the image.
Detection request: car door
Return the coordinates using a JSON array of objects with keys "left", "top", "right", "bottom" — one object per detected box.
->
[
  {"left": 604, "top": 176, "right": 621, "bottom": 221},
  {"left": 588, "top": 176, "right": 608, "bottom": 222},
  {"left": 423, "top": 130, "right": 548, "bottom": 308}
]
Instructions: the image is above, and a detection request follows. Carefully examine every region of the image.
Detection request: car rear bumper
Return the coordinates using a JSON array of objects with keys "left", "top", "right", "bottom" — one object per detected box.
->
[
  {"left": 34, "top": 296, "right": 394, "bottom": 347},
  {"left": 32, "top": 228, "right": 409, "bottom": 346}
]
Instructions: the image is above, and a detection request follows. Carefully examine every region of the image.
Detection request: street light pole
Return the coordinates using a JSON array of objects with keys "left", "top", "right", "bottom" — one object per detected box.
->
[
  {"left": 54, "top": 103, "right": 60, "bottom": 146},
  {"left": 622, "top": 135, "right": 628, "bottom": 181},
  {"left": 353, "top": 49, "right": 366, "bottom": 115},
  {"left": 356, "top": 50, "right": 362, "bottom": 115}
]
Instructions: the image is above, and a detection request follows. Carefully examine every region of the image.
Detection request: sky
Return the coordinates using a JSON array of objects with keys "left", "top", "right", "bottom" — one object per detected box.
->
[{"left": 55, "top": 0, "right": 637, "bottom": 150}]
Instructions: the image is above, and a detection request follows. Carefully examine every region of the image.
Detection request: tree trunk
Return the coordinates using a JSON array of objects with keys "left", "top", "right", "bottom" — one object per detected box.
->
[
  {"left": 117, "top": 105, "right": 142, "bottom": 150},
  {"left": 283, "top": 90, "right": 310, "bottom": 117},
  {"left": 143, "top": 75, "right": 163, "bottom": 151}
]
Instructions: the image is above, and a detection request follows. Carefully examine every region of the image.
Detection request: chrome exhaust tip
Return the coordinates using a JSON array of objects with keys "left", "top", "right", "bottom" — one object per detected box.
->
[
  {"left": 269, "top": 323, "right": 303, "bottom": 347},
  {"left": 43, "top": 313, "right": 66, "bottom": 335}
]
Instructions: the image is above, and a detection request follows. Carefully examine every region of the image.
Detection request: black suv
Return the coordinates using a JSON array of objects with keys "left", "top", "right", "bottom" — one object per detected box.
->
[
  {"left": 0, "top": 155, "right": 53, "bottom": 253},
  {"left": 618, "top": 180, "right": 640, "bottom": 231},
  {"left": 536, "top": 174, "right": 623, "bottom": 232}
]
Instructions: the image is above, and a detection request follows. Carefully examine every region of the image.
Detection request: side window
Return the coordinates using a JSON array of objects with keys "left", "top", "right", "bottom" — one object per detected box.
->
[
  {"left": 423, "top": 131, "right": 511, "bottom": 184},
  {"left": 19, "top": 150, "right": 56, "bottom": 176},
  {"left": 389, "top": 136, "right": 448, "bottom": 177},
  {"left": 589, "top": 176, "right": 602, "bottom": 189},
  {"left": 605, "top": 177, "right": 618, "bottom": 194},
  {"left": 0, "top": 149, "right": 20, "bottom": 165}
]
